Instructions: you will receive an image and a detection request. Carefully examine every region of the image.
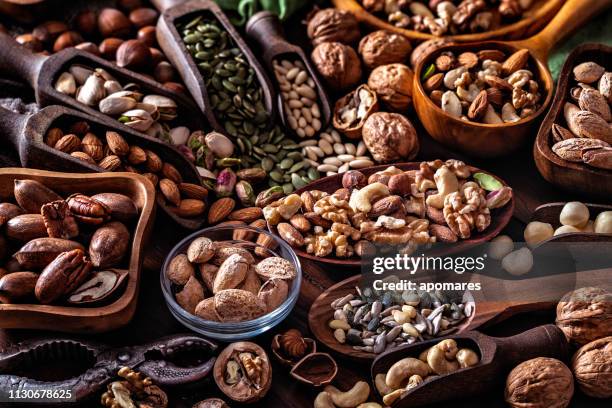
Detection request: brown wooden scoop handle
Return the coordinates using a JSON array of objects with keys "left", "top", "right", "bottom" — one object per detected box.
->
[
  {"left": 245, "top": 11, "right": 290, "bottom": 55},
  {"left": 0, "top": 106, "right": 27, "bottom": 151},
  {"left": 150, "top": 0, "right": 186, "bottom": 12},
  {"left": 0, "top": 32, "right": 46, "bottom": 87},
  {"left": 495, "top": 324, "right": 569, "bottom": 368},
  {"left": 515, "top": 0, "right": 612, "bottom": 60}
]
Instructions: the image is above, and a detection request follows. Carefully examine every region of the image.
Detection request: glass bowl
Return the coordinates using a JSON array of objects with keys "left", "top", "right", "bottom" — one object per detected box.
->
[{"left": 161, "top": 225, "right": 302, "bottom": 340}]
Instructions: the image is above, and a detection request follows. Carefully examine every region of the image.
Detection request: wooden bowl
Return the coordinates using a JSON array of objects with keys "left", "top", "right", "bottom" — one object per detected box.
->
[
  {"left": 0, "top": 168, "right": 156, "bottom": 333},
  {"left": 332, "top": 0, "right": 563, "bottom": 42},
  {"left": 286, "top": 163, "right": 514, "bottom": 268},
  {"left": 534, "top": 43, "right": 612, "bottom": 199}
]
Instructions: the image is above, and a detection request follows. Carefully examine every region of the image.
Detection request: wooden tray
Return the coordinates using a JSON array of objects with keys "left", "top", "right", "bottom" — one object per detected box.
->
[
  {"left": 332, "top": 0, "right": 564, "bottom": 42},
  {"left": 286, "top": 163, "right": 514, "bottom": 268},
  {"left": 534, "top": 43, "right": 612, "bottom": 199},
  {"left": 0, "top": 168, "right": 156, "bottom": 333}
]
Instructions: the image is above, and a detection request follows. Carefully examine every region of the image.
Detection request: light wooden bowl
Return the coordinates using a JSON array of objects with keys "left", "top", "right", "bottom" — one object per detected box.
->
[{"left": 0, "top": 168, "right": 156, "bottom": 333}]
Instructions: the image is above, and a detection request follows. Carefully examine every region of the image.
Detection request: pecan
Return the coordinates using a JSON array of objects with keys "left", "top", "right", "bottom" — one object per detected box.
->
[
  {"left": 67, "top": 193, "right": 110, "bottom": 225},
  {"left": 41, "top": 200, "right": 79, "bottom": 239},
  {"left": 35, "top": 249, "right": 93, "bottom": 304}
]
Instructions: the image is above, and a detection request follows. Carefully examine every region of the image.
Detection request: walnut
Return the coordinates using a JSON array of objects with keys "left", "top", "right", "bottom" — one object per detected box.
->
[
  {"left": 362, "top": 0, "right": 385, "bottom": 12},
  {"left": 505, "top": 357, "right": 574, "bottom": 408},
  {"left": 556, "top": 287, "right": 612, "bottom": 346},
  {"left": 443, "top": 182, "right": 491, "bottom": 239},
  {"left": 358, "top": 30, "right": 412, "bottom": 69},
  {"left": 307, "top": 9, "right": 360, "bottom": 47},
  {"left": 452, "top": 0, "right": 486, "bottom": 27},
  {"left": 333, "top": 85, "right": 379, "bottom": 139},
  {"left": 311, "top": 42, "right": 362, "bottom": 92},
  {"left": 331, "top": 222, "right": 361, "bottom": 241},
  {"left": 362, "top": 112, "right": 419, "bottom": 163},
  {"left": 367, "top": 63, "right": 414, "bottom": 111},
  {"left": 313, "top": 194, "right": 352, "bottom": 225},
  {"left": 305, "top": 233, "right": 333, "bottom": 257},
  {"left": 571, "top": 336, "right": 612, "bottom": 398}
]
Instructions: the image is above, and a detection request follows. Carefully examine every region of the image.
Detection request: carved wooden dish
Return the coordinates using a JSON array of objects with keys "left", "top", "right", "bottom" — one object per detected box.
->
[
  {"left": 534, "top": 43, "right": 612, "bottom": 199},
  {"left": 285, "top": 163, "right": 514, "bottom": 268},
  {"left": 332, "top": 0, "right": 564, "bottom": 42},
  {"left": 0, "top": 168, "right": 156, "bottom": 333}
]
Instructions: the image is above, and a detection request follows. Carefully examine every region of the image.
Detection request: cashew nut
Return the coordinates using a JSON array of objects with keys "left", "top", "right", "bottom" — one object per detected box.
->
[
  {"left": 375, "top": 373, "right": 393, "bottom": 395},
  {"left": 441, "top": 91, "right": 462, "bottom": 117},
  {"left": 382, "top": 374, "right": 423, "bottom": 406},
  {"left": 356, "top": 404, "right": 383, "bottom": 408},
  {"left": 349, "top": 183, "right": 389, "bottom": 213},
  {"left": 314, "top": 391, "right": 335, "bottom": 408},
  {"left": 456, "top": 348, "right": 480, "bottom": 368},
  {"left": 382, "top": 389, "right": 403, "bottom": 406},
  {"left": 385, "top": 357, "right": 431, "bottom": 389},
  {"left": 443, "top": 66, "right": 467, "bottom": 90},
  {"left": 324, "top": 381, "right": 370, "bottom": 408},
  {"left": 418, "top": 347, "right": 431, "bottom": 363},
  {"left": 427, "top": 339, "right": 460, "bottom": 375},
  {"left": 425, "top": 166, "right": 459, "bottom": 209},
  {"left": 501, "top": 103, "right": 521, "bottom": 123},
  {"left": 482, "top": 104, "right": 503, "bottom": 124},
  {"left": 456, "top": 83, "right": 481, "bottom": 102},
  {"left": 406, "top": 374, "right": 424, "bottom": 390}
]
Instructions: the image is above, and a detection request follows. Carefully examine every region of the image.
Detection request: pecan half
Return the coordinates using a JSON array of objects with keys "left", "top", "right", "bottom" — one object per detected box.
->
[
  {"left": 66, "top": 193, "right": 110, "bottom": 225},
  {"left": 41, "top": 200, "right": 79, "bottom": 239},
  {"left": 35, "top": 249, "right": 93, "bottom": 304}
]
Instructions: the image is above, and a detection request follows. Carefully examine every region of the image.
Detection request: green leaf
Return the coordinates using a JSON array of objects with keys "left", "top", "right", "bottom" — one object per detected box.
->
[{"left": 473, "top": 172, "right": 503, "bottom": 191}]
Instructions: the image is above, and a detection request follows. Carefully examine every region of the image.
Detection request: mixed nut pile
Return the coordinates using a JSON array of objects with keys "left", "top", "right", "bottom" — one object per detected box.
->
[
  {"left": 264, "top": 159, "right": 512, "bottom": 259},
  {"left": 423, "top": 48, "right": 543, "bottom": 123},
  {"left": 327, "top": 285, "right": 470, "bottom": 354},
  {"left": 360, "top": 0, "right": 535, "bottom": 35},
  {"left": 0, "top": 179, "right": 138, "bottom": 305},
  {"left": 166, "top": 236, "right": 296, "bottom": 322},
  {"left": 551, "top": 61, "right": 611, "bottom": 170}
]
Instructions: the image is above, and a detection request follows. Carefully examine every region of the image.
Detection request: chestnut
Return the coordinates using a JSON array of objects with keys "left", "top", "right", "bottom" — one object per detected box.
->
[
  {"left": 116, "top": 39, "right": 151, "bottom": 69},
  {"left": 98, "top": 8, "right": 132, "bottom": 38}
]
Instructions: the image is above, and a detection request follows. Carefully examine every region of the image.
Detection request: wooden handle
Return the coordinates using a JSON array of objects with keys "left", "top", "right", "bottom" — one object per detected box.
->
[
  {"left": 496, "top": 324, "right": 569, "bottom": 367},
  {"left": 516, "top": 0, "right": 612, "bottom": 60},
  {"left": 0, "top": 106, "right": 27, "bottom": 151},
  {"left": 245, "top": 11, "right": 289, "bottom": 55},
  {"left": 0, "top": 32, "right": 46, "bottom": 87},
  {"left": 150, "top": 0, "right": 186, "bottom": 12}
]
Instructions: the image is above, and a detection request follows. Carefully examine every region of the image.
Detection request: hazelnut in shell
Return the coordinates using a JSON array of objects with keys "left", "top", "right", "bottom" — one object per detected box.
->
[
  {"left": 556, "top": 287, "right": 612, "bottom": 346},
  {"left": 307, "top": 9, "right": 360, "bottom": 47},
  {"left": 53, "top": 31, "right": 85, "bottom": 53},
  {"left": 98, "top": 8, "right": 132, "bottom": 38},
  {"left": 271, "top": 328, "right": 316, "bottom": 367},
  {"left": 362, "top": 112, "right": 419, "bottom": 163},
  {"left": 333, "top": 84, "right": 378, "bottom": 139},
  {"left": 311, "top": 42, "right": 362, "bottom": 92},
  {"left": 571, "top": 336, "right": 612, "bottom": 398},
  {"left": 359, "top": 30, "right": 412, "bottom": 69},
  {"left": 368, "top": 63, "right": 414, "bottom": 111},
  {"left": 505, "top": 357, "right": 574, "bottom": 408},
  {"left": 116, "top": 39, "right": 151, "bottom": 69}
]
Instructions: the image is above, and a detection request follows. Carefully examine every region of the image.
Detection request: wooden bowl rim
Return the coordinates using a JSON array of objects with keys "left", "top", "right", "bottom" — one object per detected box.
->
[
  {"left": 284, "top": 162, "right": 514, "bottom": 267},
  {"left": 0, "top": 168, "right": 156, "bottom": 319}
]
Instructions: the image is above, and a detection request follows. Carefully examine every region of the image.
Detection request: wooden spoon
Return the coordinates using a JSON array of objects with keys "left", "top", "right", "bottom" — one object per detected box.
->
[
  {"left": 370, "top": 324, "right": 569, "bottom": 407},
  {"left": 308, "top": 268, "right": 609, "bottom": 361},
  {"left": 152, "top": 0, "right": 276, "bottom": 133},
  {"left": 0, "top": 104, "right": 206, "bottom": 230},
  {"left": 412, "top": 0, "right": 612, "bottom": 158},
  {"left": 245, "top": 11, "right": 332, "bottom": 139}
]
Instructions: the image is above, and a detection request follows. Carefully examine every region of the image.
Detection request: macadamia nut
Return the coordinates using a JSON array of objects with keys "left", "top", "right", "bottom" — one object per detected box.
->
[
  {"left": 502, "top": 247, "right": 533, "bottom": 276},
  {"left": 524, "top": 221, "right": 553, "bottom": 247},
  {"left": 594, "top": 211, "right": 612, "bottom": 234},
  {"left": 554, "top": 225, "right": 581, "bottom": 236},
  {"left": 560, "top": 202, "right": 589, "bottom": 228},
  {"left": 488, "top": 235, "right": 513, "bottom": 260}
]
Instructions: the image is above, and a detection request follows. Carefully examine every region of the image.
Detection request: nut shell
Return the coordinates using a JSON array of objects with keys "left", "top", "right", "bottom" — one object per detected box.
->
[
  {"left": 307, "top": 9, "right": 360, "bottom": 46},
  {"left": 556, "top": 287, "right": 612, "bottom": 346},
  {"left": 89, "top": 221, "right": 130, "bottom": 268},
  {"left": 571, "top": 336, "right": 612, "bottom": 398},
  {"left": 368, "top": 63, "right": 414, "bottom": 111},
  {"left": 359, "top": 30, "right": 412, "bottom": 69}
]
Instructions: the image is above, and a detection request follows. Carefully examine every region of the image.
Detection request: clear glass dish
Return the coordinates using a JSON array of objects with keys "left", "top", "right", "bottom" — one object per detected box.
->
[{"left": 160, "top": 225, "right": 302, "bottom": 340}]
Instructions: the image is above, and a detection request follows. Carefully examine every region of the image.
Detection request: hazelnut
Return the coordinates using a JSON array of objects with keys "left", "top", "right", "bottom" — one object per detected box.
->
[
  {"left": 75, "top": 42, "right": 100, "bottom": 56},
  {"left": 129, "top": 7, "right": 158, "bottom": 28},
  {"left": 362, "top": 112, "right": 419, "bottom": 163},
  {"left": 359, "top": 30, "right": 412, "bottom": 69},
  {"left": 594, "top": 211, "right": 612, "bottom": 233},
  {"left": 98, "top": 8, "right": 132, "bottom": 38},
  {"left": 15, "top": 34, "right": 43, "bottom": 52},
  {"left": 556, "top": 287, "right": 612, "bottom": 346},
  {"left": 505, "top": 358, "right": 574, "bottom": 408},
  {"left": 53, "top": 31, "right": 84, "bottom": 53},
  {"left": 118, "top": 0, "right": 143, "bottom": 11},
  {"left": 163, "top": 82, "right": 186, "bottom": 94},
  {"left": 99, "top": 38, "right": 124, "bottom": 59},
  {"left": 75, "top": 10, "right": 98, "bottom": 35},
  {"left": 368, "top": 63, "right": 414, "bottom": 111},
  {"left": 307, "top": 8, "right": 360, "bottom": 46},
  {"left": 32, "top": 21, "right": 68, "bottom": 43},
  {"left": 137, "top": 25, "right": 157, "bottom": 47},
  {"left": 571, "top": 336, "right": 612, "bottom": 398},
  {"left": 149, "top": 47, "right": 165, "bottom": 65},
  {"left": 559, "top": 201, "right": 589, "bottom": 228},
  {"left": 342, "top": 170, "right": 367, "bottom": 190},
  {"left": 116, "top": 39, "right": 151, "bottom": 69},
  {"left": 154, "top": 61, "right": 175, "bottom": 83},
  {"left": 311, "top": 42, "right": 362, "bottom": 92},
  {"left": 523, "top": 221, "right": 553, "bottom": 248}
]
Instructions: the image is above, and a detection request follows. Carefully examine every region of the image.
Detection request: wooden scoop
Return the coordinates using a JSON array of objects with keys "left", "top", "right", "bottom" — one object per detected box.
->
[
  {"left": 412, "top": 0, "right": 612, "bottom": 158},
  {"left": 245, "top": 11, "right": 332, "bottom": 139},
  {"left": 0, "top": 104, "right": 205, "bottom": 230},
  {"left": 152, "top": 0, "right": 276, "bottom": 133},
  {"left": 370, "top": 324, "right": 569, "bottom": 407}
]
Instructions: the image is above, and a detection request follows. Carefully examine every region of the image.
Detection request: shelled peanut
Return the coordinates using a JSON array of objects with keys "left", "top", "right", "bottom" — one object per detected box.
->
[{"left": 44, "top": 120, "right": 207, "bottom": 218}]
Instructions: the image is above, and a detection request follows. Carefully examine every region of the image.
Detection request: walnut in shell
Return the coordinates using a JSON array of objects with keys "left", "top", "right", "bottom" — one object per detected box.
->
[
  {"left": 571, "top": 336, "right": 612, "bottom": 398},
  {"left": 362, "top": 112, "right": 419, "bottom": 163},
  {"left": 307, "top": 9, "right": 360, "bottom": 47},
  {"left": 505, "top": 357, "right": 574, "bottom": 408},
  {"left": 311, "top": 42, "right": 362, "bottom": 92},
  {"left": 556, "top": 287, "right": 612, "bottom": 346},
  {"left": 358, "top": 30, "right": 412, "bottom": 69},
  {"left": 333, "top": 84, "right": 379, "bottom": 139},
  {"left": 368, "top": 63, "right": 414, "bottom": 111}
]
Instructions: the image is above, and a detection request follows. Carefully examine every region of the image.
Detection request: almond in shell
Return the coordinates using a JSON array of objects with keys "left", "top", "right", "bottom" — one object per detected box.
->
[
  {"left": 195, "top": 297, "right": 219, "bottom": 321},
  {"left": 214, "top": 289, "right": 266, "bottom": 322},
  {"left": 582, "top": 147, "right": 612, "bottom": 170},
  {"left": 578, "top": 88, "right": 611, "bottom": 122},
  {"left": 212, "top": 245, "right": 255, "bottom": 266},
  {"left": 258, "top": 278, "right": 288, "bottom": 313},
  {"left": 166, "top": 253, "right": 194, "bottom": 285},
  {"left": 199, "top": 263, "right": 218, "bottom": 293},
  {"left": 573, "top": 62, "right": 605, "bottom": 84},
  {"left": 176, "top": 275, "right": 204, "bottom": 314},
  {"left": 238, "top": 266, "right": 261, "bottom": 296},
  {"left": 187, "top": 237, "right": 216, "bottom": 263},
  {"left": 208, "top": 197, "right": 236, "bottom": 224},
  {"left": 213, "top": 254, "right": 249, "bottom": 293},
  {"left": 552, "top": 124, "right": 576, "bottom": 142},
  {"left": 552, "top": 138, "right": 610, "bottom": 162},
  {"left": 571, "top": 110, "right": 612, "bottom": 143},
  {"left": 289, "top": 214, "right": 311, "bottom": 232},
  {"left": 255, "top": 257, "right": 296, "bottom": 281}
]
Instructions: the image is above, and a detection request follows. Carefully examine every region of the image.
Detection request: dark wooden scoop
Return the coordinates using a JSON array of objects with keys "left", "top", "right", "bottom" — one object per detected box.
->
[
  {"left": 245, "top": 11, "right": 332, "bottom": 139},
  {"left": 0, "top": 104, "right": 206, "bottom": 230},
  {"left": 153, "top": 0, "right": 276, "bottom": 133},
  {"left": 371, "top": 324, "right": 569, "bottom": 407}
]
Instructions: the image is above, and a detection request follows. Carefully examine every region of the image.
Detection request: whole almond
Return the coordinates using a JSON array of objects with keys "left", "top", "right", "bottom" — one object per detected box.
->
[
  {"left": 14, "top": 179, "right": 62, "bottom": 213},
  {"left": 429, "top": 224, "right": 458, "bottom": 243},
  {"left": 582, "top": 146, "right": 612, "bottom": 170},
  {"left": 106, "top": 131, "right": 129, "bottom": 156},
  {"left": 214, "top": 289, "right": 265, "bottom": 322},
  {"left": 213, "top": 253, "right": 249, "bottom": 293},
  {"left": 277, "top": 223, "right": 304, "bottom": 247},
  {"left": 54, "top": 134, "right": 81, "bottom": 153},
  {"left": 300, "top": 191, "right": 316, "bottom": 212},
  {"left": 81, "top": 133, "right": 104, "bottom": 161},
  {"left": 485, "top": 75, "right": 513, "bottom": 91},
  {"left": 598, "top": 72, "right": 611, "bottom": 102},
  {"left": 162, "top": 162, "right": 182, "bottom": 183},
  {"left": 502, "top": 49, "right": 529, "bottom": 76},
  {"left": 45, "top": 128, "right": 63, "bottom": 147},
  {"left": 477, "top": 49, "right": 505, "bottom": 62},
  {"left": 174, "top": 199, "right": 206, "bottom": 218},
  {"left": 143, "top": 172, "right": 159, "bottom": 187},
  {"left": 572, "top": 110, "right": 612, "bottom": 143},
  {"left": 71, "top": 151, "right": 96, "bottom": 164},
  {"left": 208, "top": 197, "right": 236, "bottom": 224},
  {"left": 199, "top": 263, "right": 218, "bottom": 293},
  {"left": 176, "top": 275, "right": 204, "bottom": 314},
  {"left": 289, "top": 214, "right": 311, "bottom": 232},
  {"left": 166, "top": 253, "right": 194, "bottom": 285},
  {"left": 485, "top": 88, "right": 504, "bottom": 107},
  {"left": 194, "top": 297, "right": 219, "bottom": 321},
  {"left": 458, "top": 52, "right": 478, "bottom": 69},
  {"left": 145, "top": 149, "right": 162, "bottom": 172},
  {"left": 187, "top": 237, "right": 216, "bottom": 263},
  {"left": 228, "top": 207, "right": 263, "bottom": 223},
  {"left": 233, "top": 218, "right": 266, "bottom": 241},
  {"left": 468, "top": 90, "right": 489, "bottom": 120},
  {"left": 552, "top": 138, "right": 610, "bottom": 162},
  {"left": 370, "top": 196, "right": 403, "bottom": 218},
  {"left": 98, "top": 155, "right": 122, "bottom": 171},
  {"left": 127, "top": 145, "right": 147, "bottom": 164},
  {"left": 552, "top": 124, "right": 576, "bottom": 142},
  {"left": 573, "top": 62, "right": 605, "bottom": 84},
  {"left": 179, "top": 182, "right": 209, "bottom": 200},
  {"left": 578, "top": 88, "right": 611, "bottom": 121},
  {"left": 6, "top": 214, "right": 47, "bottom": 241},
  {"left": 424, "top": 73, "right": 443, "bottom": 92},
  {"left": 160, "top": 178, "right": 181, "bottom": 206}
]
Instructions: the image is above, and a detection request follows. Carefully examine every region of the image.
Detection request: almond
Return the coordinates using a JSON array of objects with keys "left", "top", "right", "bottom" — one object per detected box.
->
[
  {"left": 502, "top": 49, "right": 529, "bottom": 76},
  {"left": 572, "top": 110, "right": 612, "bottom": 143},
  {"left": 166, "top": 253, "right": 194, "bottom": 285},
  {"left": 551, "top": 124, "right": 575, "bottom": 143},
  {"left": 212, "top": 245, "right": 255, "bottom": 265},
  {"left": 598, "top": 72, "right": 611, "bottom": 102},
  {"left": 194, "top": 297, "right": 219, "bottom": 321},
  {"left": 552, "top": 138, "right": 610, "bottom": 162},
  {"left": 174, "top": 199, "right": 205, "bottom": 217},
  {"left": 160, "top": 178, "right": 181, "bottom": 206},
  {"left": 424, "top": 73, "right": 443, "bottom": 92},
  {"left": 255, "top": 256, "right": 296, "bottom": 281},
  {"left": 81, "top": 132, "right": 104, "bottom": 161},
  {"left": 228, "top": 207, "right": 263, "bottom": 223},
  {"left": 162, "top": 162, "right": 182, "bottom": 183},
  {"left": 458, "top": 52, "right": 478, "bottom": 69},
  {"left": 143, "top": 172, "right": 159, "bottom": 187},
  {"left": 213, "top": 253, "right": 249, "bottom": 293},
  {"left": 179, "top": 182, "right": 209, "bottom": 200},
  {"left": 175, "top": 275, "right": 204, "bottom": 314},
  {"left": 258, "top": 278, "right": 288, "bottom": 313},
  {"left": 45, "top": 128, "right": 63, "bottom": 147},
  {"left": 429, "top": 224, "right": 458, "bottom": 243},
  {"left": 54, "top": 134, "right": 81, "bottom": 153},
  {"left": 573, "top": 62, "right": 605, "bottom": 84},
  {"left": 578, "top": 88, "right": 611, "bottom": 121},
  {"left": 477, "top": 49, "right": 505, "bottom": 62},
  {"left": 207, "top": 197, "right": 236, "bottom": 224},
  {"left": 127, "top": 145, "right": 147, "bottom": 164},
  {"left": 277, "top": 222, "right": 304, "bottom": 247},
  {"left": 563, "top": 102, "right": 582, "bottom": 137},
  {"left": 582, "top": 147, "right": 612, "bottom": 170},
  {"left": 106, "top": 131, "right": 129, "bottom": 156},
  {"left": 233, "top": 219, "right": 266, "bottom": 241},
  {"left": 238, "top": 266, "right": 261, "bottom": 296},
  {"left": 485, "top": 87, "right": 504, "bottom": 107},
  {"left": 199, "top": 263, "right": 218, "bottom": 293},
  {"left": 145, "top": 149, "right": 162, "bottom": 172},
  {"left": 98, "top": 155, "right": 122, "bottom": 171},
  {"left": 484, "top": 75, "right": 513, "bottom": 91},
  {"left": 289, "top": 214, "right": 311, "bottom": 232},
  {"left": 468, "top": 90, "right": 488, "bottom": 120},
  {"left": 71, "top": 151, "right": 96, "bottom": 165},
  {"left": 214, "top": 289, "right": 266, "bottom": 322}
]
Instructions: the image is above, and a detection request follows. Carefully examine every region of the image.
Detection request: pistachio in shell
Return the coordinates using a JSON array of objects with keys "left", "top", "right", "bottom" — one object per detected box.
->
[
  {"left": 91, "top": 193, "right": 138, "bottom": 222},
  {"left": 15, "top": 238, "right": 85, "bottom": 270},
  {"left": 14, "top": 179, "right": 62, "bottom": 213},
  {"left": 89, "top": 221, "right": 130, "bottom": 268}
]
